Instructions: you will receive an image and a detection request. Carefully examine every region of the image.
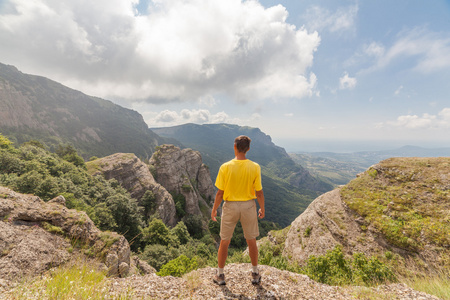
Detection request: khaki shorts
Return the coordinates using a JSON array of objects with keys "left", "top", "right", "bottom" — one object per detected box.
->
[{"left": 220, "top": 200, "right": 259, "bottom": 241}]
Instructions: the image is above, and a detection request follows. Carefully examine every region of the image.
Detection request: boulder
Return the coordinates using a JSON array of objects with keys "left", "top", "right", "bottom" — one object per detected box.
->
[{"left": 0, "top": 186, "right": 132, "bottom": 287}]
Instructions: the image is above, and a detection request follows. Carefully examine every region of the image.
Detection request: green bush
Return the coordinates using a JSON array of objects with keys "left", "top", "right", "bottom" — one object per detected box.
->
[
  {"left": 157, "top": 255, "right": 199, "bottom": 277},
  {"left": 302, "top": 246, "right": 352, "bottom": 286},
  {"left": 172, "top": 192, "right": 186, "bottom": 218},
  {"left": 352, "top": 253, "right": 396, "bottom": 285},
  {"left": 183, "top": 215, "right": 204, "bottom": 239},
  {"left": 0, "top": 134, "right": 13, "bottom": 149},
  {"left": 301, "top": 246, "right": 396, "bottom": 286},
  {"left": 140, "top": 244, "right": 179, "bottom": 271},
  {"left": 142, "top": 190, "right": 157, "bottom": 218},
  {"left": 208, "top": 217, "right": 221, "bottom": 236},
  {"left": 171, "top": 221, "right": 190, "bottom": 245},
  {"left": 142, "top": 218, "right": 173, "bottom": 246}
]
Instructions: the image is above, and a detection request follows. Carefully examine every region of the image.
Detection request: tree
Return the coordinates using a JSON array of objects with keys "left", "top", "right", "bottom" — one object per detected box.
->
[
  {"left": 0, "top": 134, "right": 13, "bottom": 149},
  {"left": 171, "top": 221, "right": 190, "bottom": 245},
  {"left": 183, "top": 215, "right": 204, "bottom": 239},
  {"left": 55, "top": 145, "right": 86, "bottom": 169},
  {"left": 106, "top": 194, "right": 143, "bottom": 248},
  {"left": 142, "top": 218, "right": 171, "bottom": 246}
]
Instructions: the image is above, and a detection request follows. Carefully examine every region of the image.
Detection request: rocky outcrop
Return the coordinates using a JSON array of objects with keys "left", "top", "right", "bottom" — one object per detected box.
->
[
  {"left": 0, "top": 186, "right": 133, "bottom": 288},
  {"left": 283, "top": 188, "right": 385, "bottom": 262},
  {"left": 150, "top": 145, "right": 215, "bottom": 217},
  {"left": 282, "top": 157, "right": 450, "bottom": 274},
  {"left": 87, "top": 153, "right": 177, "bottom": 227}
]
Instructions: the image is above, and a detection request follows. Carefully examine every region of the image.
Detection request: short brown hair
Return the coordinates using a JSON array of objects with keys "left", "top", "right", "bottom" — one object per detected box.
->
[{"left": 234, "top": 135, "right": 251, "bottom": 153}]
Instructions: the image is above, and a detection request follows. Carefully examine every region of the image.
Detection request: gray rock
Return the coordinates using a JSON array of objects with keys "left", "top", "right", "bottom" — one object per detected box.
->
[
  {"left": 118, "top": 262, "right": 130, "bottom": 277},
  {"left": 49, "top": 195, "right": 66, "bottom": 206},
  {"left": 150, "top": 145, "right": 214, "bottom": 218},
  {"left": 89, "top": 153, "right": 177, "bottom": 227},
  {"left": 0, "top": 186, "right": 132, "bottom": 283}
]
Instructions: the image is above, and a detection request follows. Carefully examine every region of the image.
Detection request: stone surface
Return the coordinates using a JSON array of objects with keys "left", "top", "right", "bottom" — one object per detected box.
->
[
  {"left": 150, "top": 145, "right": 215, "bottom": 217},
  {"left": 88, "top": 153, "right": 178, "bottom": 226},
  {"left": 0, "top": 186, "right": 131, "bottom": 287}
]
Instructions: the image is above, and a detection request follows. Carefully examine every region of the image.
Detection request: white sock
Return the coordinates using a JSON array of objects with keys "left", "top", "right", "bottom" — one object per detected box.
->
[
  {"left": 252, "top": 265, "right": 258, "bottom": 274},
  {"left": 218, "top": 267, "right": 224, "bottom": 275}
]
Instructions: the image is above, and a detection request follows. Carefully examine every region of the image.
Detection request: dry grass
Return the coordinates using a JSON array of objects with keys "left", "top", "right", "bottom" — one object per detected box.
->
[
  {"left": 400, "top": 270, "right": 450, "bottom": 300},
  {"left": 4, "top": 258, "right": 134, "bottom": 300}
]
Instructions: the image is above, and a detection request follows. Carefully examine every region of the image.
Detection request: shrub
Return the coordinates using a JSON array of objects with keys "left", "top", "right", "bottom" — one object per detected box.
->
[
  {"left": 142, "top": 190, "right": 157, "bottom": 218},
  {"left": 157, "top": 255, "right": 199, "bottom": 277},
  {"left": 142, "top": 218, "right": 172, "bottom": 246},
  {"left": 301, "top": 246, "right": 352, "bottom": 286},
  {"left": 140, "top": 244, "right": 179, "bottom": 271},
  {"left": 352, "top": 253, "right": 396, "bottom": 285},
  {"left": 208, "top": 217, "right": 221, "bottom": 236},
  {"left": 300, "top": 246, "right": 396, "bottom": 287},
  {"left": 183, "top": 215, "right": 204, "bottom": 239},
  {"left": 172, "top": 192, "right": 186, "bottom": 218},
  {"left": 171, "top": 221, "right": 190, "bottom": 245},
  {"left": 0, "top": 134, "right": 13, "bottom": 149}
]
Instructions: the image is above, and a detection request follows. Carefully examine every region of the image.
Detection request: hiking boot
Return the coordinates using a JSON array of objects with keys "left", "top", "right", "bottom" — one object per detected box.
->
[
  {"left": 251, "top": 272, "right": 261, "bottom": 285},
  {"left": 213, "top": 273, "right": 226, "bottom": 285}
]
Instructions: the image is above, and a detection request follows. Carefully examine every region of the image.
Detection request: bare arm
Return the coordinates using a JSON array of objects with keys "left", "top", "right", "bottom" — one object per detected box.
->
[
  {"left": 256, "top": 189, "right": 265, "bottom": 219},
  {"left": 211, "top": 189, "right": 224, "bottom": 222}
]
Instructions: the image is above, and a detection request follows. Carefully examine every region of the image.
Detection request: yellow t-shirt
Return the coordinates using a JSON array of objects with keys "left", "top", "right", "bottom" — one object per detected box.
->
[{"left": 215, "top": 159, "right": 262, "bottom": 201}]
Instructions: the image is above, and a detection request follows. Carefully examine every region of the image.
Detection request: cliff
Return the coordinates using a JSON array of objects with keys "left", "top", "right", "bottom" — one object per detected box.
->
[
  {"left": 87, "top": 153, "right": 178, "bottom": 227},
  {"left": 149, "top": 144, "right": 215, "bottom": 218},
  {"left": 277, "top": 157, "right": 450, "bottom": 275}
]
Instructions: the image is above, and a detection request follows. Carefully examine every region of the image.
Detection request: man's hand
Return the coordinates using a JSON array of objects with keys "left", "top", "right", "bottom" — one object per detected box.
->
[
  {"left": 258, "top": 208, "right": 265, "bottom": 219},
  {"left": 211, "top": 209, "right": 218, "bottom": 222},
  {"left": 211, "top": 189, "right": 224, "bottom": 222}
]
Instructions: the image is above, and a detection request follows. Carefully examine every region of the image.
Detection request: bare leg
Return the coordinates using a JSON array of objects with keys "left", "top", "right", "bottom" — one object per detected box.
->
[
  {"left": 218, "top": 239, "right": 231, "bottom": 268},
  {"left": 246, "top": 238, "right": 258, "bottom": 266}
]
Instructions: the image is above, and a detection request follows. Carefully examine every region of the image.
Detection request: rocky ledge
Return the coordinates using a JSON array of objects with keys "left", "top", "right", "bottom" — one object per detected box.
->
[
  {"left": 107, "top": 263, "right": 440, "bottom": 299},
  {"left": 0, "top": 186, "right": 151, "bottom": 292}
]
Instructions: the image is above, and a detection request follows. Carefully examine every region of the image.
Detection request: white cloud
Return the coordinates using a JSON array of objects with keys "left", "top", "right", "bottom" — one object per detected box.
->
[
  {"left": 384, "top": 108, "right": 450, "bottom": 129},
  {"left": 303, "top": 4, "right": 358, "bottom": 34},
  {"left": 155, "top": 110, "right": 179, "bottom": 122},
  {"left": 151, "top": 109, "right": 229, "bottom": 126},
  {"left": 364, "top": 42, "right": 385, "bottom": 58},
  {"left": 0, "top": 0, "right": 321, "bottom": 103},
  {"left": 374, "top": 27, "right": 450, "bottom": 73},
  {"left": 339, "top": 72, "right": 357, "bottom": 90},
  {"left": 394, "top": 85, "right": 403, "bottom": 95}
]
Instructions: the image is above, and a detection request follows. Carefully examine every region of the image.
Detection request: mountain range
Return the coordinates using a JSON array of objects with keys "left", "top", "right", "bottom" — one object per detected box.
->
[{"left": 0, "top": 63, "right": 163, "bottom": 159}]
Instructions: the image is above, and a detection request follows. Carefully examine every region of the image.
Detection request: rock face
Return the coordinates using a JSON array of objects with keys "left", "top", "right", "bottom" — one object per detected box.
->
[
  {"left": 283, "top": 157, "right": 450, "bottom": 274},
  {"left": 0, "top": 186, "right": 133, "bottom": 287},
  {"left": 283, "top": 188, "right": 385, "bottom": 262},
  {"left": 149, "top": 145, "right": 215, "bottom": 217},
  {"left": 88, "top": 153, "right": 177, "bottom": 227}
]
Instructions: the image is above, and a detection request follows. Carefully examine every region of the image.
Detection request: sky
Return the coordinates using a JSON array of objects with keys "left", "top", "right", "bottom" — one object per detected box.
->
[{"left": 1, "top": 0, "right": 450, "bottom": 152}]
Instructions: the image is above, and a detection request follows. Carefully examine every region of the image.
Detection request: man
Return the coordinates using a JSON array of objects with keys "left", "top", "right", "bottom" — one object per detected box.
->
[{"left": 211, "top": 135, "right": 265, "bottom": 286}]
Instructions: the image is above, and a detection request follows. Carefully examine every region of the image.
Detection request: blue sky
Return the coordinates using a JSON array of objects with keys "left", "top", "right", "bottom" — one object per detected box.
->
[{"left": 1, "top": 0, "right": 450, "bottom": 152}]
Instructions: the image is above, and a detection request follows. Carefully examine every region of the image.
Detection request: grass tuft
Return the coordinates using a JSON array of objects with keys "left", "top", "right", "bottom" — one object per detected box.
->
[{"left": 5, "top": 258, "right": 134, "bottom": 299}]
